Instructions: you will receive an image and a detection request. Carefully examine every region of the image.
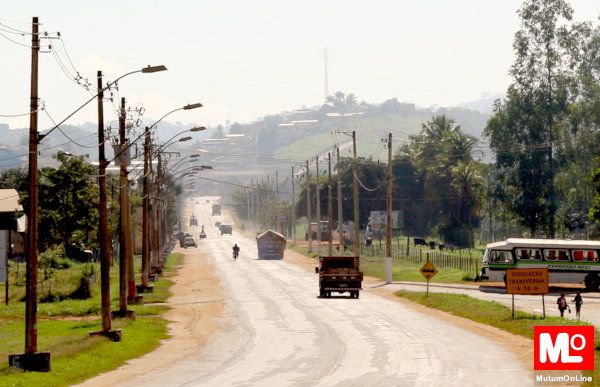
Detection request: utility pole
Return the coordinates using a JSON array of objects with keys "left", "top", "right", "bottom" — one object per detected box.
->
[
  {"left": 91, "top": 70, "right": 120, "bottom": 341},
  {"left": 327, "top": 152, "right": 333, "bottom": 256},
  {"left": 352, "top": 131, "right": 360, "bottom": 256},
  {"left": 141, "top": 126, "right": 151, "bottom": 287},
  {"left": 291, "top": 166, "right": 296, "bottom": 245},
  {"left": 385, "top": 133, "right": 393, "bottom": 284},
  {"left": 10, "top": 16, "right": 51, "bottom": 371},
  {"left": 276, "top": 170, "right": 281, "bottom": 233},
  {"left": 337, "top": 146, "right": 344, "bottom": 255},
  {"left": 316, "top": 156, "right": 321, "bottom": 256},
  {"left": 116, "top": 98, "right": 136, "bottom": 315},
  {"left": 306, "top": 160, "right": 312, "bottom": 253},
  {"left": 25, "top": 15, "right": 40, "bottom": 357}
]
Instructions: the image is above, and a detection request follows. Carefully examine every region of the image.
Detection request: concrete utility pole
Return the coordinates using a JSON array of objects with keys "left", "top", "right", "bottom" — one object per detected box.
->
[
  {"left": 291, "top": 166, "right": 296, "bottom": 245},
  {"left": 142, "top": 126, "right": 151, "bottom": 287},
  {"left": 92, "top": 70, "right": 120, "bottom": 341},
  {"left": 316, "top": 156, "right": 321, "bottom": 256},
  {"left": 337, "top": 146, "right": 344, "bottom": 255},
  {"left": 276, "top": 170, "right": 281, "bottom": 233},
  {"left": 10, "top": 16, "right": 51, "bottom": 372},
  {"left": 352, "top": 131, "right": 360, "bottom": 256},
  {"left": 25, "top": 15, "right": 40, "bottom": 357},
  {"left": 117, "top": 98, "right": 136, "bottom": 315},
  {"left": 306, "top": 160, "right": 312, "bottom": 253},
  {"left": 327, "top": 152, "right": 333, "bottom": 256},
  {"left": 385, "top": 133, "right": 393, "bottom": 284}
]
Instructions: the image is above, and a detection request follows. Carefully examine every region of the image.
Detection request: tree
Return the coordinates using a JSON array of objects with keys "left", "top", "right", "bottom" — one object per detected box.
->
[
  {"left": 408, "top": 115, "right": 481, "bottom": 247},
  {"left": 484, "top": 0, "right": 578, "bottom": 237},
  {"left": 38, "top": 153, "right": 99, "bottom": 253}
]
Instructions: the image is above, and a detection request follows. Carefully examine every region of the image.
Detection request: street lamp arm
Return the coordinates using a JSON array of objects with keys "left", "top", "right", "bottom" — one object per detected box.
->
[
  {"left": 41, "top": 67, "right": 165, "bottom": 140},
  {"left": 152, "top": 128, "right": 202, "bottom": 157}
]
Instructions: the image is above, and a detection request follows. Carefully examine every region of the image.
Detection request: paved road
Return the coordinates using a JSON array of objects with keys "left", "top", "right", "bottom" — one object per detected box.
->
[{"left": 122, "top": 197, "right": 531, "bottom": 386}]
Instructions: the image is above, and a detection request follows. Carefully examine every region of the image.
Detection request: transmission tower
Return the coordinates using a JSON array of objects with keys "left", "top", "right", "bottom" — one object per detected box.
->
[{"left": 323, "top": 47, "right": 329, "bottom": 103}]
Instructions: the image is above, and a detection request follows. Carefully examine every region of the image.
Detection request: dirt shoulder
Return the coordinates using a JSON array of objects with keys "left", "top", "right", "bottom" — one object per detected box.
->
[
  {"left": 283, "top": 245, "right": 534, "bottom": 373},
  {"left": 78, "top": 247, "right": 225, "bottom": 387}
]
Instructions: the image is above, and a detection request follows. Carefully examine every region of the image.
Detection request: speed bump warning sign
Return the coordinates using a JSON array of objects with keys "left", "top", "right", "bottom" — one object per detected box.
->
[{"left": 420, "top": 261, "right": 438, "bottom": 281}]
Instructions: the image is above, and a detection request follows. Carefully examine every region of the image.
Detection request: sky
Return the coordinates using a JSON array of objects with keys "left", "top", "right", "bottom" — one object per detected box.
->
[{"left": 1, "top": 0, "right": 599, "bottom": 132}]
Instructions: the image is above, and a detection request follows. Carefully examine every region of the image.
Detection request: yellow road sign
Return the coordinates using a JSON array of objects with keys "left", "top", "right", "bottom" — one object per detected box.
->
[
  {"left": 506, "top": 268, "right": 548, "bottom": 295},
  {"left": 420, "top": 261, "right": 438, "bottom": 281}
]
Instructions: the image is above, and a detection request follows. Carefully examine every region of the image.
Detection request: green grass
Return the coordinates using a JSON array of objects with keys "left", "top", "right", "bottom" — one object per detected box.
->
[
  {"left": 0, "top": 251, "right": 184, "bottom": 385},
  {"left": 395, "top": 291, "right": 600, "bottom": 385},
  {"left": 0, "top": 317, "right": 168, "bottom": 386},
  {"left": 292, "top": 245, "right": 475, "bottom": 283}
]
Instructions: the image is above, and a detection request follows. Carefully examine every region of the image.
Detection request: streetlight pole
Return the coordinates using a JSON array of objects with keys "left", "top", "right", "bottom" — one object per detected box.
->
[
  {"left": 115, "top": 97, "right": 138, "bottom": 316},
  {"left": 306, "top": 160, "right": 312, "bottom": 253},
  {"left": 9, "top": 16, "right": 51, "bottom": 372},
  {"left": 352, "top": 131, "right": 360, "bottom": 256},
  {"left": 337, "top": 146, "right": 344, "bottom": 255},
  {"left": 385, "top": 132, "right": 393, "bottom": 284},
  {"left": 91, "top": 70, "right": 121, "bottom": 341}
]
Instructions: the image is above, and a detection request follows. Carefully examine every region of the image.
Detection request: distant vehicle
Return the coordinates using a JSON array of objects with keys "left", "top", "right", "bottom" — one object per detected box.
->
[
  {"left": 205, "top": 199, "right": 210, "bottom": 204},
  {"left": 215, "top": 221, "right": 221, "bottom": 228},
  {"left": 190, "top": 214, "right": 198, "bottom": 227},
  {"left": 480, "top": 238, "right": 600, "bottom": 291},
  {"left": 219, "top": 224, "right": 233, "bottom": 235},
  {"left": 316, "top": 256, "right": 363, "bottom": 298},
  {"left": 199, "top": 230, "right": 207, "bottom": 239},
  {"left": 212, "top": 204, "right": 221, "bottom": 216},
  {"left": 305, "top": 221, "right": 329, "bottom": 241},
  {"left": 195, "top": 200, "right": 199, "bottom": 204},
  {"left": 182, "top": 237, "right": 198, "bottom": 248}
]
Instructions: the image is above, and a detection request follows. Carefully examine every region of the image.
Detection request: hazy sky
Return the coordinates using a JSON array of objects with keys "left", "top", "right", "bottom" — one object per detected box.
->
[{"left": 1, "top": 0, "right": 599, "bottom": 131}]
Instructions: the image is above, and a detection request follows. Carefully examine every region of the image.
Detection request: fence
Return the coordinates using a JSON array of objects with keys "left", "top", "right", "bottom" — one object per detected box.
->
[{"left": 347, "top": 239, "right": 481, "bottom": 278}]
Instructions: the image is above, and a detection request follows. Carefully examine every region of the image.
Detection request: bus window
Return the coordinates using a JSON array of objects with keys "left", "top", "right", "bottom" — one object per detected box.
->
[
  {"left": 572, "top": 250, "right": 598, "bottom": 262},
  {"left": 516, "top": 248, "right": 542, "bottom": 260},
  {"left": 544, "top": 249, "right": 570, "bottom": 261},
  {"left": 489, "top": 250, "right": 513, "bottom": 264}
]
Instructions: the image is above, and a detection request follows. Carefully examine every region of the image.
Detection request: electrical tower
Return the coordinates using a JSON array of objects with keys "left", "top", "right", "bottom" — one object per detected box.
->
[{"left": 323, "top": 47, "right": 329, "bottom": 103}]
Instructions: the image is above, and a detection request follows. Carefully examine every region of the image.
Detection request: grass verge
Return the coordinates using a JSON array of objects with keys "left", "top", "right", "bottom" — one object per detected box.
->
[
  {"left": 0, "top": 252, "right": 184, "bottom": 386},
  {"left": 395, "top": 291, "right": 600, "bottom": 385},
  {"left": 291, "top": 245, "right": 474, "bottom": 283}
]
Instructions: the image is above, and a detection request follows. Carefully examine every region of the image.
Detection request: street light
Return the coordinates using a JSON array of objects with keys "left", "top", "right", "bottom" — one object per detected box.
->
[{"left": 13, "top": 62, "right": 167, "bottom": 370}]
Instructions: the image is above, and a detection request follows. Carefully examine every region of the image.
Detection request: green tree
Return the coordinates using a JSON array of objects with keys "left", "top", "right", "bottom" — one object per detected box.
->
[
  {"left": 484, "top": 0, "right": 578, "bottom": 237},
  {"left": 38, "top": 153, "right": 99, "bottom": 253}
]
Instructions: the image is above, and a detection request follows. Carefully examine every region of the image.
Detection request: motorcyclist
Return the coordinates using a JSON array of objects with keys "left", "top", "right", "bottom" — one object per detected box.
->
[{"left": 232, "top": 244, "right": 240, "bottom": 260}]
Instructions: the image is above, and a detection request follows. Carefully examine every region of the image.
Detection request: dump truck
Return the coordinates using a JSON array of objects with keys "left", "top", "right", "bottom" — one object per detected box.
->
[
  {"left": 212, "top": 204, "right": 221, "bottom": 215},
  {"left": 316, "top": 256, "right": 363, "bottom": 298}
]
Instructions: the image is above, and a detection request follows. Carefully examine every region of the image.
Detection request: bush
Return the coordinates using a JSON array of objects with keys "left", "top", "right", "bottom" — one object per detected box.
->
[{"left": 39, "top": 246, "right": 72, "bottom": 270}]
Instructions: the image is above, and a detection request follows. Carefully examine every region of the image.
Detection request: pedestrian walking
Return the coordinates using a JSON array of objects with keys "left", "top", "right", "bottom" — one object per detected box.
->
[
  {"left": 556, "top": 293, "right": 569, "bottom": 317},
  {"left": 572, "top": 292, "right": 583, "bottom": 320}
]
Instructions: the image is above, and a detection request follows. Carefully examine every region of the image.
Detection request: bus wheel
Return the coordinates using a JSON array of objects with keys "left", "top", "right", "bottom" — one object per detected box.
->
[{"left": 584, "top": 273, "right": 600, "bottom": 291}]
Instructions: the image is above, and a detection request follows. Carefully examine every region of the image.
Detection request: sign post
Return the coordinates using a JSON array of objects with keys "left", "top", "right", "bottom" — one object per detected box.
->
[
  {"left": 505, "top": 268, "right": 549, "bottom": 319},
  {"left": 420, "top": 261, "right": 438, "bottom": 296}
]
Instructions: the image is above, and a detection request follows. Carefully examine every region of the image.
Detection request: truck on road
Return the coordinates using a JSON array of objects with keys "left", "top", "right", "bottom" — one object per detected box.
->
[
  {"left": 316, "top": 256, "right": 363, "bottom": 298},
  {"left": 212, "top": 204, "right": 221, "bottom": 215}
]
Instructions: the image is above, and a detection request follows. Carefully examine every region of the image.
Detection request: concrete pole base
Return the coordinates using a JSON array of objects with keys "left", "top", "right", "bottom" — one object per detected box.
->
[
  {"left": 8, "top": 352, "right": 51, "bottom": 372},
  {"left": 385, "top": 256, "right": 393, "bottom": 284},
  {"left": 136, "top": 284, "right": 154, "bottom": 294},
  {"left": 89, "top": 329, "right": 122, "bottom": 342},
  {"left": 111, "top": 309, "right": 136, "bottom": 319}
]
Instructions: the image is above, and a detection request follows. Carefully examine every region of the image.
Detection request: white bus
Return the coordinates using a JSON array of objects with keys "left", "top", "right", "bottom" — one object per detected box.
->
[{"left": 480, "top": 238, "right": 600, "bottom": 291}]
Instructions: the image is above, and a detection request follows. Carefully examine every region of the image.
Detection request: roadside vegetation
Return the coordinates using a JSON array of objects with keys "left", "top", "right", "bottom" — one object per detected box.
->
[
  {"left": 395, "top": 291, "right": 600, "bottom": 385},
  {"left": 0, "top": 252, "right": 183, "bottom": 386}
]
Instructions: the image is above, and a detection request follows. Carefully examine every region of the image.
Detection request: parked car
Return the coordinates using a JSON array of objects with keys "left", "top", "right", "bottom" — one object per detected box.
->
[{"left": 182, "top": 237, "right": 198, "bottom": 248}]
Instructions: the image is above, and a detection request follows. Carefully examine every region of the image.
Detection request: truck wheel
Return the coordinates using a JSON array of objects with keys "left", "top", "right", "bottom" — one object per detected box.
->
[
  {"left": 584, "top": 273, "right": 600, "bottom": 291},
  {"left": 355, "top": 290, "right": 360, "bottom": 299},
  {"left": 319, "top": 289, "right": 324, "bottom": 298}
]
